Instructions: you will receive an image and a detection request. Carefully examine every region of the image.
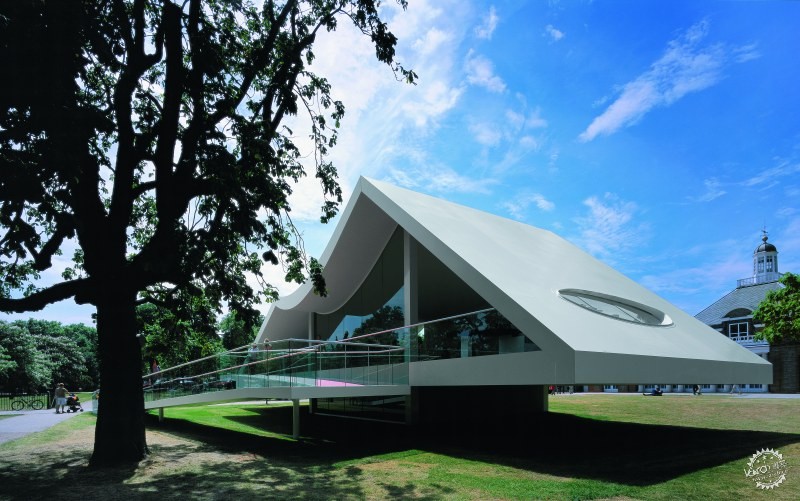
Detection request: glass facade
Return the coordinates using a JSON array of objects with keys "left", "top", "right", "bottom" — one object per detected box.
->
[
  {"left": 316, "top": 229, "right": 405, "bottom": 343},
  {"left": 413, "top": 309, "right": 538, "bottom": 361},
  {"left": 306, "top": 229, "right": 540, "bottom": 421},
  {"left": 315, "top": 395, "right": 406, "bottom": 423}
]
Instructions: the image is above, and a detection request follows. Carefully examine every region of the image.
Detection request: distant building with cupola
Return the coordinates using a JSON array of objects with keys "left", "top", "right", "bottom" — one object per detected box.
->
[{"left": 695, "top": 231, "right": 798, "bottom": 393}]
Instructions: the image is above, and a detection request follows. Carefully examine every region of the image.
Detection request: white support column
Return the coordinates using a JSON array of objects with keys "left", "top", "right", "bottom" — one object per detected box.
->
[
  {"left": 403, "top": 231, "right": 419, "bottom": 326},
  {"left": 292, "top": 399, "right": 300, "bottom": 439},
  {"left": 404, "top": 231, "right": 419, "bottom": 364},
  {"left": 308, "top": 312, "right": 316, "bottom": 413}
]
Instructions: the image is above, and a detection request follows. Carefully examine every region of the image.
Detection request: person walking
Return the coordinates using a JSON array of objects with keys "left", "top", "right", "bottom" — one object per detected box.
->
[{"left": 53, "top": 383, "right": 68, "bottom": 414}]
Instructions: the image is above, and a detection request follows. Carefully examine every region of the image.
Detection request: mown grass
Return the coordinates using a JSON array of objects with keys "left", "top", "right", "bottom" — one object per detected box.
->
[
  {"left": 0, "top": 394, "right": 797, "bottom": 500},
  {"left": 144, "top": 401, "right": 296, "bottom": 441}
]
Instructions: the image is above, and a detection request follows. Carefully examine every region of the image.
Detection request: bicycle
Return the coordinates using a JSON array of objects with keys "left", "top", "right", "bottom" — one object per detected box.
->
[{"left": 10, "top": 394, "right": 45, "bottom": 411}]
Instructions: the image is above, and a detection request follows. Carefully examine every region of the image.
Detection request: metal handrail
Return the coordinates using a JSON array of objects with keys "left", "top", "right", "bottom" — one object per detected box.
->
[
  {"left": 145, "top": 307, "right": 496, "bottom": 383},
  {"left": 142, "top": 307, "right": 500, "bottom": 398}
]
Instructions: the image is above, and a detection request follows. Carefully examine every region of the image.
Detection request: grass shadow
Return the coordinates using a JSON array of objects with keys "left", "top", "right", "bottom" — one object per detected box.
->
[
  {"left": 146, "top": 406, "right": 800, "bottom": 487},
  {"left": 417, "top": 412, "right": 800, "bottom": 486},
  {"left": 2, "top": 406, "right": 798, "bottom": 499}
]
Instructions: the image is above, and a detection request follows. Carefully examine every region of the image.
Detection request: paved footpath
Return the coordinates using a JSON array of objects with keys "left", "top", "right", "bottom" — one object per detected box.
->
[{"left": 0, "top": 403, "right": 94, "bottom": 445}]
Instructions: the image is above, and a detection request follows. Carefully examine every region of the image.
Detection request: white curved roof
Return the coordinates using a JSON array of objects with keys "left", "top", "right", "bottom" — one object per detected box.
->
[{"left": 258, "top": 177, "right": 771, "bottom": 385}]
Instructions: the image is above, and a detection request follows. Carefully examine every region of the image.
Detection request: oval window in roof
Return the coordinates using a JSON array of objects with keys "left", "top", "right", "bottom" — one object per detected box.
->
[{"left": 558, "top": 289, "right": 673, "bottom": 327}]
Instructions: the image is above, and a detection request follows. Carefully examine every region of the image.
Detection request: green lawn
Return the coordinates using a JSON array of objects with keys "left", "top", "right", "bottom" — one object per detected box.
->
[{"left": 0, "top": 394, "right": 797, "bottom": 500}]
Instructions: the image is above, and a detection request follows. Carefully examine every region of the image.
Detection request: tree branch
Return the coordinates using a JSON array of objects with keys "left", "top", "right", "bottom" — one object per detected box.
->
[
  {"left": 153, "top": 1, "right": 183, "bottom": 217},
  {"left": 0, "top": 278, "right": 91, "bottom": 313},
  {"left": 208, "top": 0, "right": 297, "bottom": 126}
]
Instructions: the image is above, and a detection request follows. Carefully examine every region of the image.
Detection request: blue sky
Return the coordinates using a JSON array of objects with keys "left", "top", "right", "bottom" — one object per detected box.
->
[{"left": 3, "top": 0, "right": 800, "bottom": 325}]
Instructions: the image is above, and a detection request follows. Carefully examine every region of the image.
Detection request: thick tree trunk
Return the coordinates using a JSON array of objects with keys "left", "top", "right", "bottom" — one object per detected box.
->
[{"left": 89, "top": 289, "right": 148, "bottom": 466}]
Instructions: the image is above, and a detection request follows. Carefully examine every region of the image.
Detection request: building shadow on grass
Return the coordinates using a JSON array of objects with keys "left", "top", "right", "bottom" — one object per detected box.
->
[
  {"left": 421, "top": 412, "right": 800, "bottom": 487},
  {"left": 2, "top": 406, "right": 797, "bottom": 499},
  {"left": 147, "top": 405, "right": 800, "bottom": 488}
]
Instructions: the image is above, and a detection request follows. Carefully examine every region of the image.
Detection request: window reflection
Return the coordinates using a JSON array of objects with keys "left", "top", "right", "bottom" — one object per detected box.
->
[
  {"left": 415, "top": 309, "right": 538, "bottom": 361},
  {"left": 326, "top": 288, "right": 405, "bottom": 343}
]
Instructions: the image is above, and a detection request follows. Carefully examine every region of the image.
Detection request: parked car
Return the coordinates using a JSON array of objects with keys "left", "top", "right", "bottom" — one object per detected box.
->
[
  {"left": 200, "top": 378, "right": 236, "bottom": 391},
  {"left": 143, "top": 377, "right": 202, "bottom": 394}
]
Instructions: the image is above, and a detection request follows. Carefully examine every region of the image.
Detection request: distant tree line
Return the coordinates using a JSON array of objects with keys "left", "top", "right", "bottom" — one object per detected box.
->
[
  {"left": 0, "top": 309, "right": 263, "bottom": 394},
  {"left": 0, "top": 319, "right": 98, "bottom": 393}
]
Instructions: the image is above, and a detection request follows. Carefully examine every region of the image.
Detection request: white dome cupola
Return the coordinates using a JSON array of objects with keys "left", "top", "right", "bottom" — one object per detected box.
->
[{"left": 753, "top": 230, "right": 779, "bottom": 284}]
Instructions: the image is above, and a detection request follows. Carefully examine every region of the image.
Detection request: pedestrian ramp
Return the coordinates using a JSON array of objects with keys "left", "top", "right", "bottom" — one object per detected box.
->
[{"left": 142, "top": 336, "right": 410, "bottom": 437}]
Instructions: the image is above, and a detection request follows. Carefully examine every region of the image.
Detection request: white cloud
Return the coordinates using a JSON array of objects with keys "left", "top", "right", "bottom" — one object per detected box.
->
[
  {"left": 401, "top": 80, "right": 465, "bottom": 127},
  {"left": 733, "top": 43, "right": 760, "bottom": 63},
  {"left": 518, "top": 135, "right": 541, "bottom": 150},
  {"left": 469, "top": 121, "right": 503, "bottom": 146},
  {"left": 298, "top": 0, "right": 470, "bottom": 186},
  {"left": 689, "top": 177, "right": 726, "bottom": 203},
  {"left": 384, "top": 163, "right": 497, "bottom": 195},
  {"left": 413, "top": 28, "right": 451, "bottom": 56},
  {"left": 464, "top": 50, "right": 506, "bottom": 93},
  {"left": 579, "top": 20, "right": 756, "bottom": 142},
  {"left": 574, "top": 193, "right": 648, "bottom": 260},
  {"left": 640, "top": 253, "right": 747, "bottom": 298},
  {"left": 785, "top": 185, "right": 800, "bottom": 198},
  {"left": 475, "top": 6, "right": 499, "bottom": 40},
  {"left": 544, "top": 24, "right": 565, "bottom": 42},
  {"left": 506, "top": 108, "right": 548, "bottom": 129},
  {"left": 502, "top": 192, "right": 555, "bottom": 220},
  {"left": 742, "top": 159, "right": 800, "bottom": 188}
]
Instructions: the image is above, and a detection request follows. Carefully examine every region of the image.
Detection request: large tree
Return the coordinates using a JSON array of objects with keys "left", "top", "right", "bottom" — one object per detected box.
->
[
  {"left": 137, "top": 298, "right": 223, "bottom": 369},
  {"left": 0, "top": 0, "right": 413, "bottom": 465},
  {"left": 754, "top": 272, "right": 800, "bottom": 344},
  {"left": 219, "top": 309, "right": 264, "bottom": 350}
]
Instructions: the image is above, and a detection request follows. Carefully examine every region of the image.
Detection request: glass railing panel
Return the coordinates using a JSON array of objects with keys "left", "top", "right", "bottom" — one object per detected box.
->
[
  {"left": 143, "top": 308, "right": 527, "bottom": 405},
  {"left": 143, "top": 337, "right": 408, "bottom": 404}
]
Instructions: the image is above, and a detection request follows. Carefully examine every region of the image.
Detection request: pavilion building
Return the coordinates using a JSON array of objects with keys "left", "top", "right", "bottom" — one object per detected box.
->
[{"left": 255, "top": 177, "right": 771, "bottom": 422}]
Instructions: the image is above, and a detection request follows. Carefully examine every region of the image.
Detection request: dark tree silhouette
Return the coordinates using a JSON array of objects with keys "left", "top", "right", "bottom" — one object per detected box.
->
[{"left": 0, "top": 0, "right": 413, "bottom": 465}]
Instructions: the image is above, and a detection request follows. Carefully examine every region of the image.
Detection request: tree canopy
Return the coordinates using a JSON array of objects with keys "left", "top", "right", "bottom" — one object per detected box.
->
[
  {"left": 219, "top": 310, "right": 264, "bottom": 350},
  {"left": 0, "top": 0, "right": 412, "bottom": 465},
  {"left": 137, "top": 299, "right": 223, "bottom": 370},
  {"left": 754, "top": 272, "right": 800, "bottom": 344},
  {"left": 0, "top": 319, "right": 98, "bottom": 392}
]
